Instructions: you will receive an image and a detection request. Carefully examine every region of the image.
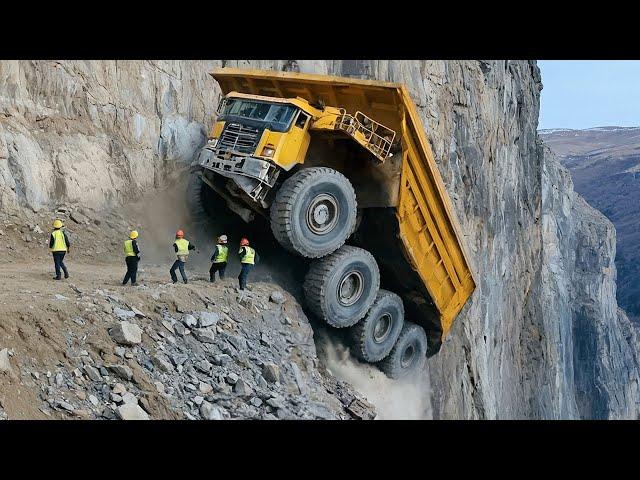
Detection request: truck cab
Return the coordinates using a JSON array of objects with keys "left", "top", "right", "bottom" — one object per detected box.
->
[{"left": 198, "top": 92, "right": 318, "bottom": 210}]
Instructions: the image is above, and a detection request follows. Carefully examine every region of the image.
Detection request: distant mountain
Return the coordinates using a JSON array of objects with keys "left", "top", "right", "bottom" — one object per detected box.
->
[{"left": 540, "top": 126, "right": 640, "bottom": 322}]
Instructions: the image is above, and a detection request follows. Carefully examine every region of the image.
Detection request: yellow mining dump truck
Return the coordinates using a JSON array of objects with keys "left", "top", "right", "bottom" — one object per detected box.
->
[{"left": 191, "top": 68, "right": 476, "bottom": 378}]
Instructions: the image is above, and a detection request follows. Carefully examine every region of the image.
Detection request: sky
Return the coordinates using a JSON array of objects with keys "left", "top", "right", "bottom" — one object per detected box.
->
[{"left": 538, "top": 60, "right": 640, "bottom": 130}]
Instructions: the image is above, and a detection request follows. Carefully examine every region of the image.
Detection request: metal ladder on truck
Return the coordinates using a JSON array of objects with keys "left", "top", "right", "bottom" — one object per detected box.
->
[{"left": 335, "top": 110, "right": 396, "bottom": 162}]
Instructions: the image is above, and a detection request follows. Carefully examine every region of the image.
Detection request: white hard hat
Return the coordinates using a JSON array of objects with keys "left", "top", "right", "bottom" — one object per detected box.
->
[{"left": 218, "top": 235, "right": 228, "bottom": 243}]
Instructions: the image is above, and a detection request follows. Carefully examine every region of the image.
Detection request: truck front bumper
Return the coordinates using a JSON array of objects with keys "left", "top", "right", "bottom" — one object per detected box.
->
[{"left": 197, "top": 145, "right": 280, "bottom": 207}]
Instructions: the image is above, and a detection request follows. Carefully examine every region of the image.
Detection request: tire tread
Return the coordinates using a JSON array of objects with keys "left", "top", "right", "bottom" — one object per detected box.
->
[
  {"left": 351, "top": 289, "right": 404, "bottom": 362},
  {"left": 270, "top": 167, "right": 357, "bottom": 258},
  {"left": 379, "top": 322, "right": 427, "bottom": 379},
  {"left": 303, "top": 245, "right": 379, "bottom": 327}
]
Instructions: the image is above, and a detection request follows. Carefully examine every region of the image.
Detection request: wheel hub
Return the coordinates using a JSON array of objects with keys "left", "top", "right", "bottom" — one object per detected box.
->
[
  {"left": 373, "top": 313, "right": 392, "bottom": 344},
  {"left": 401, "top": 343, "right": 416, "bottom": 368},
  {"left": 338, "top": 271, "right": 364, "bottom": 307},
  {"left": 307, "top": 193, "right": 339, "bottom": 235}
]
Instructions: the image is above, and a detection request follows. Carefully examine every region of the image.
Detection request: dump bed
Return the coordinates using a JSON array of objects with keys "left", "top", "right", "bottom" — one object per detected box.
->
[{"left": 210, "top": 68, "right": 476, "bottom": 337}]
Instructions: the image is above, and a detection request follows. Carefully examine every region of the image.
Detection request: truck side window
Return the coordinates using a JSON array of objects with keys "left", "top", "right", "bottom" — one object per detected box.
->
[
  {"left": 295, "top": 112, "right": 310, "bottom": 129},
  {"left": 215, "top": 98, "right": 227, "bottom": 115}
]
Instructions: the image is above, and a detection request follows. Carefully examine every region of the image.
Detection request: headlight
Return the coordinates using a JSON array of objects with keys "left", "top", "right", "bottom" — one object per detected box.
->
[
  {"left": 208, "top": 138, "right": 218, "bottom": 148},
  {"left": 261, "top": 145, "right": 275, "bottom": 157}
]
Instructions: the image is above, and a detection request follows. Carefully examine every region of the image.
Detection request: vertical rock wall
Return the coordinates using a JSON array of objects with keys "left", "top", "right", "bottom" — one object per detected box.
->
[{"left": 0, "top": 60, "right": 220, "bottom": 212}]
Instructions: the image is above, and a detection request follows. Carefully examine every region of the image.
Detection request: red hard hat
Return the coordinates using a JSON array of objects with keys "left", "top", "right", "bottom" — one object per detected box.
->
[
  {"left": 176, "top": 230, "right": 184, "bottom": 238},
  {"left": 240, "top": 237, "right": 249, "bottom": 246}
]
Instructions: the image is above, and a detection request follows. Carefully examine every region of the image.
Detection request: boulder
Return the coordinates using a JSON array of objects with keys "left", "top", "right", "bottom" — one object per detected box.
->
[
  {"left": 113, "top": 307, "right": 136, "bottom": 319},
  {"left": 269, "top": 291, "right": 286, "bottom": 305},
  {"left": 152, "top": 354, "right": 174, "bottom": 373},
  {"left": 70, "top": 210, "right": 89, "bottom": 224},
  {"left": 200, "top": 401, "right": 227, "bottom": 420},
  {"left": 109, "top": 321, "right": 142, "bottom": 346},
  {"left": 0, "top": 349, "right": 14, "bottom": 376},
  {"left": 83, "top": 365, "right": 102, "bottom": 382},
  {"left": 112, "top": 383, "right": 127, "bottom": 395},
  {"left": 198, "top": 311, "right": 219, "bottom": 328},
  {"left": 181, "top": 314, "right": 198, "bottom": 328},
  {"left": 213, "top": 354, "right": 232, "bottom": 366},
  {"left": 192, "top": 328, "right": 215, "bottom": 344},
  {"left": 117, "top": 403, "right": 149, "bottom": 420},
  {"left": 108, "top": 364, "right": 134, "bottom": 381},
  {"left": 262, "top": 363, "right": 280, "bottom": 383},
  {"left": 121, "top": 392, "right": 138, "bottom": 405},
  {"left": 234, "top": 378, "right": 252, "bottom": 397},
  {"left": 199, "top": 382, "right": 213, "bottom": 395}
]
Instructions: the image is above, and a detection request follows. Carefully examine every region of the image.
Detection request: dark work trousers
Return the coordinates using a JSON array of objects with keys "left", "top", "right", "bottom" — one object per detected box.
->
[
  {"left": 170, "top": 259, "right": 188, "bottom": 283},
  {"left": 52, "top": 252, "right": 69, "bottom": 279},
  {"left": 123, "top": 256, "right": 139, "bottom": 285},
  {"left": 209, "top": 262, "right": 227, "bottom": 282},
  {"left": 238, "top": 264, "right": 253, "bottom": 290}
]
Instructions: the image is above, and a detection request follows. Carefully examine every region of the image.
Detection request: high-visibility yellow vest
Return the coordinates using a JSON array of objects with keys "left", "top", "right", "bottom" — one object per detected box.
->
[
  {"left": 213, "top": 245, "right": 228, "bottom": 263},
  {"left": 124, "top": 239, "right": 136, "bottom": 257},
  {"left": 240, "top": 246, "right": 255, "bottom": 265},
  {"left": 50, "top": 229, "right": 67, "bottom": 252},
  {"left": 175, "top": 238, "right": 190, "bottom": 256}
]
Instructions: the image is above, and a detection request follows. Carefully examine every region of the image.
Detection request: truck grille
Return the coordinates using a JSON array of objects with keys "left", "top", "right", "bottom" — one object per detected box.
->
[{"left": 217, "top": 123, "right": 260, "bottom": 155}]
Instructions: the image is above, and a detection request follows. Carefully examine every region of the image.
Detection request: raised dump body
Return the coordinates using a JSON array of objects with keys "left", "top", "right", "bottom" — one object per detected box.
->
[{"left": 193, "top": 68, "right": 476, "bottom": 376}]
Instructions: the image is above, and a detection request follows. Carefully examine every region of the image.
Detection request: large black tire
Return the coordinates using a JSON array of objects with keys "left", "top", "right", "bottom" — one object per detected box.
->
[
  {"left": 350, "top": 289, "right": 405, "bottom": 362},
  {"left": 303, "top": 246, "right": 380, "bottom": 328},
  {"left": 270, "top": 167, "right": 357, "bottom": 258},
  {"left": 378, "top": 322, "right": 427, "bottom": 380},
  {"left": 186, "top": 170, "right": 211, "bottom": 223}
]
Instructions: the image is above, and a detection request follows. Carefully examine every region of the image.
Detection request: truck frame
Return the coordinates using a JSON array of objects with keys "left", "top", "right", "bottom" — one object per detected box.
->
[{"left": 191, "top": 68, "right": 476, "bottom": 378}]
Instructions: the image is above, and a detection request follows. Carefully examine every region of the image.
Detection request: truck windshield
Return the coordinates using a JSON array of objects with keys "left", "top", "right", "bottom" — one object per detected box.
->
[{"left": 221, "top": 98, "right": 297, "bottom": 132}]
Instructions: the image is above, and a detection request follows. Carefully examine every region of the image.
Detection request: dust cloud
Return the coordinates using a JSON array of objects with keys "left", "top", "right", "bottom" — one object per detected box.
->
[
  {"left": 319, "top": 333, "right": 433, "bottom": 420},
  {"left": 127, "top": 173, "right": 197, "bottom": 266},
  {"left": 127, "top": 172, "right": 243, "bottom": 277},
  {"left": 126, "top": 170, "right": 308, "bottom": 290}
]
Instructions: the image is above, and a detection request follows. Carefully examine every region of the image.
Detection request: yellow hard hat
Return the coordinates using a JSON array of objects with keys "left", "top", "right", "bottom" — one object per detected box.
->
[
  {"left": 129, "top": 230, "right": 139, "bottom": 239},
  {"left": 53, "top": 219, "right": 63, "bottom": 229}
]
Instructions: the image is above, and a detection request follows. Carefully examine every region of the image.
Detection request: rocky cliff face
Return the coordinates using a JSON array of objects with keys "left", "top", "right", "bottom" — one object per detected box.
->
[
  {"left": 0, "top": 61, "right": 219, "bottom": 212},
  {"left": 1, "top": 59, "right": 638, "bottom": 419},
  {"left": 540, "top": 127, "right": 640, "bottom": 323},
  {"left": 539, "top": 148, "right": 640, "bottom": 419}
]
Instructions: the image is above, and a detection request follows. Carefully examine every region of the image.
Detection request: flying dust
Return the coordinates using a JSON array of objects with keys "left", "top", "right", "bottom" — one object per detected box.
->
[
  {"left": 317, "top": 330, "right": 433, "bottom": 420},
  {"left": 127, "top": 170, "right": 308, "bottom": 291}
]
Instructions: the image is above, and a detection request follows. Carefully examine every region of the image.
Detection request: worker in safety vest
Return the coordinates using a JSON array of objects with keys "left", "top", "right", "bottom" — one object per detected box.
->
[
  {"left": 170, "top": 230, "right": 195, "bottom": 284},
  {"left": 49, "top": 219, "right": 71, "bottom": 280},
  {"left": 209, "top": 234, "right": 228, "bottom": 282},
  {"left": 122, "top": 230, "right": 141, "bottom": 286},
  {"left": 238, "top": 237, "right": 259, "bottom": 290}
]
